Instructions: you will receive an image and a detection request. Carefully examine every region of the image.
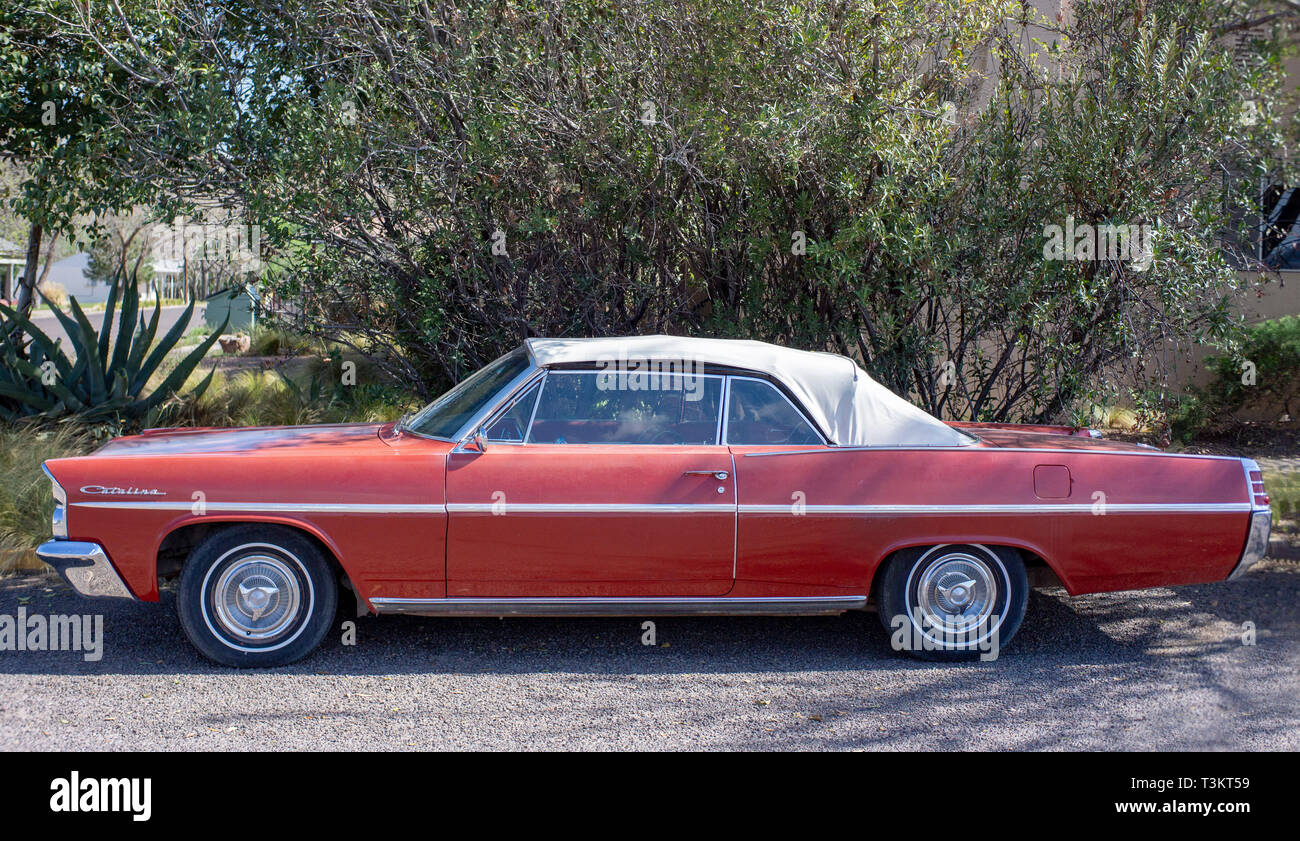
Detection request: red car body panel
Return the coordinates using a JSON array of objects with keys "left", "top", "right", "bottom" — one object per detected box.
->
[
  {"left": 446, "top": 445, "right": 736, "bottom": 597},
  {"left": 44, "top": 419, "right": 1255, "bottom": 608},
  {"left": 47, "top": 424, "right": 450, "bottom": 604},
  {"left": 729, "top": 441, "right": 1249, "bottom": 595}
]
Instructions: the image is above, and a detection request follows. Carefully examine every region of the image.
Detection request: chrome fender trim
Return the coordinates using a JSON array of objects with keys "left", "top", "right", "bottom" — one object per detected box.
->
[
  {"left": 1229, "top": 510, "right": 1272, "bottom": 580},
  {"left": 369, "top": 595, "right": 866, "bottom": 617},
  {"left": 35, "top": 540, "right": 135, "bottom": 600}
]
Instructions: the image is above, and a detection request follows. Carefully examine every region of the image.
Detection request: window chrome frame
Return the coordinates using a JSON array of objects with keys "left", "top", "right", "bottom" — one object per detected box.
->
[
  {"left": 516, "top": 368, "right": 728, "bottom": 447},
  {"left": 478, "top": 376, "right": 545, "bottom": 445},
  {"left": 444, "top": 363, "right": 546, "bottom": 451},
  {"left": 399, "top": 349, "right": 538, "bottom": 443},
  {"left": 442, "top": 354, "right": 836, "bottom": 451},
  {"left": 721, "top": 375, "right": 828, "bottom": 447},
  {"left": 716, "top": 376, "right": 731, "bottom": 447}
]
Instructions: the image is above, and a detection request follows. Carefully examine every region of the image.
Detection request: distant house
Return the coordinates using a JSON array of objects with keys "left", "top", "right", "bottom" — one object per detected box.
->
[
  {"left": 204, "top": 284, "right": 259, "bottom": 331},
  {"left": 44, "top": 252, "right": 111, "bottom": 304},
  {"left": 1, "top": 241, "right": 207, "bottom": 307},
  {"left": 0, "top": 237, "right": 24, "bottom": 303},
  {"left": 0, "top": 248, "right": 130, "bottom": 306},
  {"left": 152, "top": 257, "right": 184, "bottom": 300}
]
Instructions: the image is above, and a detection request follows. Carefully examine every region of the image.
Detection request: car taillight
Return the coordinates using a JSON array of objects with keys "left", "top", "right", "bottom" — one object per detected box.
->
[
  {"left": 1241, "top": 460, "right": 1270, "bottom": 509},
  {"left": 1249, "top": 470, "right": 1269, "bottom": 507}
]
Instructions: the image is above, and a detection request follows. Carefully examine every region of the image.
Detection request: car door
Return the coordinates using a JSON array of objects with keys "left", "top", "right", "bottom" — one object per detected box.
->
[
  {"left": 725, "top": 376, "right": 845, "bottom": 590},
  {"left": 445, "top": 369, "right": 736, "bottom": 597}
]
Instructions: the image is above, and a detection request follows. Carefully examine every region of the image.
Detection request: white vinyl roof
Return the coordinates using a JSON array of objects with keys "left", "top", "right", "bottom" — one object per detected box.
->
[{"left": 524, "top": 335, "right": 972, "bottom": 447}]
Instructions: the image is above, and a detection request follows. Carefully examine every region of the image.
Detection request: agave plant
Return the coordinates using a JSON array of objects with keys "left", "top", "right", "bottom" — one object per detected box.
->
[{"left": 0, "top": 271, "right": 226, "bottom": 423}]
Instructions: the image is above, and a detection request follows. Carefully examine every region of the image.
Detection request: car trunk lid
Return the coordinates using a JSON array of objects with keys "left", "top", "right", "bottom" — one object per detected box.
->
[{"left": 953, "top": 424, "right": 1154, "bottom": 453}]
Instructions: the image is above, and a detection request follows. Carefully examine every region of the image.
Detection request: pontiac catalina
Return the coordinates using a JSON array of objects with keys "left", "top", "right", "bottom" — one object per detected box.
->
[{"left": 37, "top": 336, "right": 1272, "bottom": 665}]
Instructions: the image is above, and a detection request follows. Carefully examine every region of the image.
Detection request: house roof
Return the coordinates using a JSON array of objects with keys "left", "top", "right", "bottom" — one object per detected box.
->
[{"left": 524, "top": 335, "right": 972, "bottom": 447}]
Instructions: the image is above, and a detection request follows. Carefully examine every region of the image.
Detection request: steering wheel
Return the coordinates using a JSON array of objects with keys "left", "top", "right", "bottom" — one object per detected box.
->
[
  {"left": 784, "top": 426, "right": 819, "bottom": 445},
  {"left": 647, "top": 429, "right": 686, "bottom": 445}
]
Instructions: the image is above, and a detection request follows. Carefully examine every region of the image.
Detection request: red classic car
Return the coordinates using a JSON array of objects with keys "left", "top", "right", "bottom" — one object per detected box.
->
[{"left": 37, "top": 336, "right": 1271, "bottom": 666}]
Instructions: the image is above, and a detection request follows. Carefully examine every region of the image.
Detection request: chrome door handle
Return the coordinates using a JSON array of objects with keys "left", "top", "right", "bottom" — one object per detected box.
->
[{"left": 684, "top": 470, "right": 729, "bottom": 480}]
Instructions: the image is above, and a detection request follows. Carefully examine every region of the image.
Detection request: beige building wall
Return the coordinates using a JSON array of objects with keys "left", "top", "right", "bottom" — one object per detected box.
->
[{"left": 1023, "top": 2, "right": 1300, "bottom": 405}]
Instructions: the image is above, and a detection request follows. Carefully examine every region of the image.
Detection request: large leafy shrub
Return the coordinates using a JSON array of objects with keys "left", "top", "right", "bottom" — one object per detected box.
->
[
  {"left": 1175, "top": 315, "right": 1300, "bottom": 440},
  {"left": 7, "top": 0, "right": 1294, "bottom": 421},
  {"left": 1207, "top": 315, "right": 1300, "bottom": 418}
]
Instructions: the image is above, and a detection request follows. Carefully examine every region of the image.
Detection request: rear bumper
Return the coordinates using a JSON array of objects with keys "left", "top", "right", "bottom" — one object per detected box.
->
[
  {"left": 35, "top": 540, "right": 135, "bottom": 599},
  {"left": 1228, "top": 510, "right": 1272, "bottom": 580}
]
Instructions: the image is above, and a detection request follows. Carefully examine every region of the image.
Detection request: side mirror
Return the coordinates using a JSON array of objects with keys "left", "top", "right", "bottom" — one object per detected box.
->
[{"left": 470, "top": 430, "right": 488, "bottom": 452}]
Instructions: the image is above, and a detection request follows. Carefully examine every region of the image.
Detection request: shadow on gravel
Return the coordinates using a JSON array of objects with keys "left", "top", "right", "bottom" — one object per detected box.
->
[{"left": 3, "top": 561, "right": 1295, "bottom": 684}]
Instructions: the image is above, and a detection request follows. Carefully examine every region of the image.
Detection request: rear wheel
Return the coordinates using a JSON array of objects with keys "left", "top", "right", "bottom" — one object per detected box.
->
[
  {"left": 177, "top": 525, "right": 337, "bottom": 667},
  {"left": 876, "top": 544, "right": 1027, "bottom": 661}
]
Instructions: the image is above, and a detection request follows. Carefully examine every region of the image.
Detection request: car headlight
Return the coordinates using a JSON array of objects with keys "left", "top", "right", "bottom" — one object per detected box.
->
[{"left": 42, "top": 464, "right": 67, "bottom": 539}]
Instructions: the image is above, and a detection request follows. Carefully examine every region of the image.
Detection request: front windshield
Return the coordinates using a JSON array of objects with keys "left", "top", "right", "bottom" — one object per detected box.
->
[{"left": 405, "top": 349, "right": 530, "bottom": 439}]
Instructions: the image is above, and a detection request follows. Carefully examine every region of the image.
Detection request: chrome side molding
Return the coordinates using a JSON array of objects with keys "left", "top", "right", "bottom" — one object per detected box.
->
[
  {"left": 369, "top": 595, "right": 867, "bottom": 617},
  {"left": 742, "top": 446, "right": 1242, "bottom": 459},
  {"left": 739, "top": 503, "right": 1250, "bottom": 515},
  {"left": 71, "top": 501, "right": 447, "bottom": 513}
]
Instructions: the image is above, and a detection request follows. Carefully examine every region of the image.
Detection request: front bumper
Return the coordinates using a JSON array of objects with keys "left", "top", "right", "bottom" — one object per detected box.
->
[
  {"left": 1228, "top": 510, "right": 1272, "bottom": 580},
  {"left": 35, "top": 540, "right": 135, "bottom": 599}
]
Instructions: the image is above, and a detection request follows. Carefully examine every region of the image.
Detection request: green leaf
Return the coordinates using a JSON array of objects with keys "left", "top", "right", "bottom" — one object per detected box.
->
[{"left": 131, "top": 298, "right": 204, "bottom": 394}]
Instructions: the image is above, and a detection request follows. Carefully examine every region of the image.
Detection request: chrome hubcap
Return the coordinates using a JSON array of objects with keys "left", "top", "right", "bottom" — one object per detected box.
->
[
  {"left": 916, "top": 552, "right": 998, "bottom": 638},
  {"left": 213, "top": 555, "right": 301, "bottom": 641},
  {"left": 238, "top": 581, "right": 280, "bottom": 620}
]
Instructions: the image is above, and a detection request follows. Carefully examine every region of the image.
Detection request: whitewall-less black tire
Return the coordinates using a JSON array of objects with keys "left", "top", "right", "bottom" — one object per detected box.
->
[
  {"left": 177, "top": 525, "right": 337, "bottom": 667},
  {"left": 876, "top": 544, "right": 1028, "bottom": 662}
]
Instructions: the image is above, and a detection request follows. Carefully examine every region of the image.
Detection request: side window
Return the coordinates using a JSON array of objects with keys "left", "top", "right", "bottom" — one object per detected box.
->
[
  {"left": 527, "top": 371, "right": 722, "bottom": 444},
  {"left": 725, "top": 378, "right": 821, "bottom": 445},
  {"left": 483, "top": 382, "right": 540, "bottom": 442}
]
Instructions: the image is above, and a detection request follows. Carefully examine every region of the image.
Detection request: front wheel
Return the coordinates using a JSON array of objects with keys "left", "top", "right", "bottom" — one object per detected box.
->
[
  {"left": 177, "top": 525, "right": 337, "bottom": 667},
  {"left": 876, "top": 544, "right": 1028, "bottom": 662}
]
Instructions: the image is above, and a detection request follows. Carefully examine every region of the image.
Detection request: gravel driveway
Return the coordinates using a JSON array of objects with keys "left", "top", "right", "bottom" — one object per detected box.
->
[{"left": 1, "top": 555, "right": 1297, "bottom": 751}]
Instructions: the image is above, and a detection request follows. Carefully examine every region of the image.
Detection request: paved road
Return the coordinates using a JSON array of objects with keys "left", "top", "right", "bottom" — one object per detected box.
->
[
  {"left": 1, "top": 554, "right": 1296, "bottom": 751},
  {"left": 28, "top": 304, "right": 203, "bottom": 349},
  {"left": 1258, "top": 457, "right": 1300, "bottom": 475}
]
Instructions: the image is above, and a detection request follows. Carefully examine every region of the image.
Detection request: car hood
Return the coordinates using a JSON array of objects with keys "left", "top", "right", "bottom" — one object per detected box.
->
[{"left": 93, "top": 423, "right": 388, "bottom": 457}]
